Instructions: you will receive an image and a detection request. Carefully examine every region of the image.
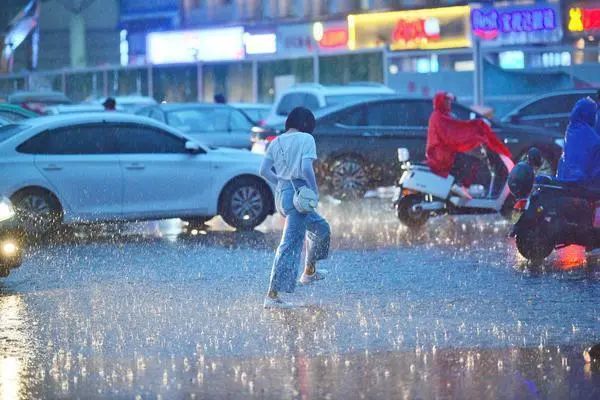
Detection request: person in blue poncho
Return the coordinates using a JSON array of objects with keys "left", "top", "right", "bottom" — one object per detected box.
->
[{"left": 557, "top": 97, "right": 600, "bottom": 185}]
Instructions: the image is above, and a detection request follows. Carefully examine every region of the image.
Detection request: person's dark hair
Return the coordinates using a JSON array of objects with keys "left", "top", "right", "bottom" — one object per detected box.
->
[
  {"left": 285, "top": 107, "right": 316, "bottom": 133},
  {"left": 214, "top": 93, "right": 226, "bottom": 104},
  {"left": 102, "top": 97, "right": 116, "bottom": 110}
]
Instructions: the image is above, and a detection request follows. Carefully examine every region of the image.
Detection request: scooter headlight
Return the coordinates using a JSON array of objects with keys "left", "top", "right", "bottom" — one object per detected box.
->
[{"left": 0, "top": 197, "right": 15, "bottom": 222}]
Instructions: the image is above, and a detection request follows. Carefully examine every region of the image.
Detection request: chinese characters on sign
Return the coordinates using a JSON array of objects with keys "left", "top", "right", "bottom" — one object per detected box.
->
[
  {"left": 470, "top": 4, "right": 562, "bottom": 45},
  {"left": 348, "top": 6, "right": 471, "bottom": 51},
  {"left": 568, "top": 7, "right": 600, "bottom": 32}
]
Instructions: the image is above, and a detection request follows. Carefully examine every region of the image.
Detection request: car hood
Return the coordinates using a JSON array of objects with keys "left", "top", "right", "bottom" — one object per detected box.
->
[{"left": 208, "top": 147, "right": 263, "bottom": 161}]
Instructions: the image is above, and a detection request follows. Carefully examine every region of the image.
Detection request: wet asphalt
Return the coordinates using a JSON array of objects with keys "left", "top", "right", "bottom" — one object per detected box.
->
[{"left": 1, "top": 198, "right": 600, "bottom": 399}]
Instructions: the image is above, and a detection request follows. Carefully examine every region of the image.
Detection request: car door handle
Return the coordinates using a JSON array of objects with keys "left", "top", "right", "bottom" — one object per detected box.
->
[
  {"left": 503, "top": 137, "right": 519, "bottom": 144},
  {"left": 42, "top": 164, "right": 62, "bottom": 171},
  {"left": 125, "top": 163, "right": 145, "bottom": 170}
]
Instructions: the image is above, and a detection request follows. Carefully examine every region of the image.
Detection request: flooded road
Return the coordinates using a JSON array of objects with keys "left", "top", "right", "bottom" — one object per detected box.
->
[{"left": 1, "top": 199, "right": 599, "bottom": 399}]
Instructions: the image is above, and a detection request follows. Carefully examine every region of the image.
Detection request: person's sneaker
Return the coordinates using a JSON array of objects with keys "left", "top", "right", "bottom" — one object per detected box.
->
[
  {"left": 263, "top": 296, "right": 295, "bottom": 309},
  {"left": 299, "top": 269, "right": 328, "bottom": 285}
]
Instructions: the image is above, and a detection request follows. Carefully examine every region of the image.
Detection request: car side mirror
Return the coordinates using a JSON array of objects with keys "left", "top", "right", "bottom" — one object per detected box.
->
[{"left": 185, "top": 141, "right": 202, "bottom": 154}]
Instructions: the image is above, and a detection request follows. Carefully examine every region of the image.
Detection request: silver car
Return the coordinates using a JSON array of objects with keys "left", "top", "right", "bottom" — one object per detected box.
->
[{"left": 136, "top": 103, "right": 255, "bottom": 149}]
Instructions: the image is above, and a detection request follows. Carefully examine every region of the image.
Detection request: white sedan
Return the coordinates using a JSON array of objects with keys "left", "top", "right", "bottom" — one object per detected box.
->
[{"left": 0, "top": 113, "right": 275, "bottom": 235}]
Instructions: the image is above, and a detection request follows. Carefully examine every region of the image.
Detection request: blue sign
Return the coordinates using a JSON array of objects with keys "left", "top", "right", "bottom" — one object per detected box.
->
[
  {"left": 120, "top": 0, "right": 179, "bottom": 15},
  {"left": 471, "top": 3, "right": 563, "bottom": 45}
]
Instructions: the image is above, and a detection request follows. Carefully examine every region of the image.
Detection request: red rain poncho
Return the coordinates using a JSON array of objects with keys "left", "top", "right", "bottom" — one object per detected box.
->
[{"left": 426, "top": 92, "right": 512, "bottom": 178}]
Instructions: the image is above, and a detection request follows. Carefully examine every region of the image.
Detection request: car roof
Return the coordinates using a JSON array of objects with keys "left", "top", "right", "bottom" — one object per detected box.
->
[
  {"left": 313, "top": 96, "right": 434, "bottom": 118},
  {"left": 229, "top": 102, "right": 271, "bottom": 109},
  {"left": 503, "top": 89, "right": 598, "bottom": 117},
  {"left": 8, "top": 91, "right": 72, "bottom": 103},
  {"left": 150, "top": 103, "right": 236, "bottom": 111},
  {"left": 281, "top": 83, "right": 396, "bottom": 96},
  {"left": 0, "top": 103, "right": 38, "bottom": 116},
  {"left": 16, "top": 112, "right": 183, "bottom": 132}
]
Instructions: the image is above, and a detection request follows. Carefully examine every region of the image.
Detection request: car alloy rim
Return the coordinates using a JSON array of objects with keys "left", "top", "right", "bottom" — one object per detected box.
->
[
  {"left": 331, "top": 159, "right": 368, "bottom": 195},
  {"left": 17, "top": 194, "right": 52, "bottom": 232},
  {"left": 231, "top": 186, "right": 264, "bottom": 222}
]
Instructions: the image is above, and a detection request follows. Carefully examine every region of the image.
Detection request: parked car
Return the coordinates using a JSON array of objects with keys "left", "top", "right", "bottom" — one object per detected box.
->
[
  {"left": 0, "top": 103, "right": 39, "bottom": 121},
  {"left": 264, "top": 82, "right": 396, "bottom": 127},
  {"left": 136, "top": 103, "right": 256, "bottom": 149},
  {"left": 230, "top": 102, "right": 271, "bottom": 125},
  {"left": 253, "top": 97, "right": 564, "bottom": 199},
  {"left": 8, "top": 91, "right": 72, "bottom": 114},
  {"left": 0, "top": 116, "right": 11, "bottom": 126},
  {"left": 45, "top": 104, "right": 106, "bottom": 115},
  {"left": 0, "top": 196, "right": 24, "bottom": 277},
  {"left": 0, "top": 113, "right": 275, "bottom": 235},
  {"left": 89, "top": 95, "right": 157, "bottom": 113},
  {"left": 501, "top": 89, "right": 597, "bottom": 134}
]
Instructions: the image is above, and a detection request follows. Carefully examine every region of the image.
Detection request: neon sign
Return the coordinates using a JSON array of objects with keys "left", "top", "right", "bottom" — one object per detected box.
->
[
  {"left": 348, "top": 6, "right": 470, "bottom": 51},
  {"left": 319, "top": 28, "right": 348, "bottom": 48},
  {"left": 471, "top": 7, "right": 557, "bottom": 40},
  {"left": 392, "top": 18, "right": 440, "bottom": 44},
  {"left": 568, "top": 8, "right": 600, "bottom": 32}
]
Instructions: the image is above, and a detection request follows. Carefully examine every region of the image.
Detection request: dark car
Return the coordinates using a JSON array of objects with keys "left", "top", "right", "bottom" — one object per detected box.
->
[
  {"left": 501, "top": 89, "right": 597, "bottom": 134},
  {"left": 136, "top": 103, "right": 255, "bottom": 149},
  {"left": 252, "top": 97, "right": 564, "bottom": 199}
]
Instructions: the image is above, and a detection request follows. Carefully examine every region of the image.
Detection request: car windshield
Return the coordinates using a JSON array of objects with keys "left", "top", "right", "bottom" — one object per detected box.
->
[
  {"left": 0, "top": 124, "right": 27, "bottom": 142},
  {"left": 166, "top": 108, "right": 228, "bottom": 133},
  {"left": 325, "top": 94, "right": 393, "bottom": 107}
]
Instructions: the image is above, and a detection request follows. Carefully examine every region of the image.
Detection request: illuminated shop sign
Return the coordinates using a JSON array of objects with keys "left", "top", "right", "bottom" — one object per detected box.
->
[
  {"left": 147, "top": 27, "right": 244, "bottom": 64},
  {"left": 471, "top": 4, "right": 562, "bottom": 45},
  {"left": 568, "top": 7, "right": 600, "bottom": 32},
  {"left": 244, "top": 32, "right": 277, "bottom": 55},
  {"left": 348, "top": 6, "right": 471, "bottom": 51},
  {"left": 277, "top": 22, "right": 348, "bottom": 57}
]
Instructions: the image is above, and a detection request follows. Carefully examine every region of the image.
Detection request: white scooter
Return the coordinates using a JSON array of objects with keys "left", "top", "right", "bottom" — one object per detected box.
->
[{"left": 393, "top": 147, "right": 515, "bottom": 229}]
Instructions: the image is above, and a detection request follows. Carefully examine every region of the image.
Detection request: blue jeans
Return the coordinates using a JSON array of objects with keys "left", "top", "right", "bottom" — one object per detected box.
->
[{"left": 268, "top": 180, "right": 331, "bottom": 294}]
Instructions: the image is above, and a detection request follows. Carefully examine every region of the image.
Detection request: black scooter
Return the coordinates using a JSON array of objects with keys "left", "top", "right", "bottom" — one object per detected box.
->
[{"left": 508, "top": 148, "right": 600, "bottom": 261}]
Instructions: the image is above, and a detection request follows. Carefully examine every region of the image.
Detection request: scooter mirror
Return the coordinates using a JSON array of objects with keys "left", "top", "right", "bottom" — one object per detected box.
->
[{"left": 398, "top": 148, "right": 410, "bottom": 163}]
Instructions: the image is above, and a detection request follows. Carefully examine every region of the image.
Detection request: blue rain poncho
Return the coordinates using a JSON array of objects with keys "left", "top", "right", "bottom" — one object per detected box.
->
[{"left": 557, "top": 98, "right": 600, "bottom": 184}]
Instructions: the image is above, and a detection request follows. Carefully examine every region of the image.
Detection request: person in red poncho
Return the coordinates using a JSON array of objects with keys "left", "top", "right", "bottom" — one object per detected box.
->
[{"left": 426, "top": 92, "right": 512, "bottom": 196}]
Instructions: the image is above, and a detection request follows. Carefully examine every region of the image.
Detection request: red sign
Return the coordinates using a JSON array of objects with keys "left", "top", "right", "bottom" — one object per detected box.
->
[
  {"left": 583, "top": 8, "right": 600, "bottom": 30},
  {"left": 392, "top": 18, "right": 440, "bottom": 44},
  {"left": 569, "top": 7, "right": 600, "bottom": 32},
  {"left": 319, "top": 28, "right": 348, "bottom": 48}
]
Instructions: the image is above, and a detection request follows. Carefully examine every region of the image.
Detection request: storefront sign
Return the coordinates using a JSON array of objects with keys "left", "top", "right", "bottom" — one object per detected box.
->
[
  {"left": 568, "top": 7, "right": 600, "bottom": 32},
  {"left": 147, "top": 27, "right": 245, "bottom": 64},
  {"left": 244, "top": 32, "right": 277, "bottom": 55},
  {"left": 348, "top": 6, "right": 471, "bottom": 51},
  {"left": 277, "top": 21, "right": 348, "bottom": 58},
  {"left": 471, "top": 3, "right": 562, "bottom": 45}
]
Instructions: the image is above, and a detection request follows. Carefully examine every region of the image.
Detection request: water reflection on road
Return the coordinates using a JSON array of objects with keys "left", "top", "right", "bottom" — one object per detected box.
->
[{"left": 1, "top": 199, "right": 599, "bottom": 398}]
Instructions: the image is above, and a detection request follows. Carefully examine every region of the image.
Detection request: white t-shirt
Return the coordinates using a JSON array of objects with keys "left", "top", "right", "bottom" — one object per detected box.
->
[{"left": 265, "top": 132, "right": 317, "bottom": 180}]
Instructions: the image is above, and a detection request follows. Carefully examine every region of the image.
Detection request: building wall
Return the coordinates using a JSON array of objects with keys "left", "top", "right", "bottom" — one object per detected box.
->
[{"left": 11, "top": 0, "right": 119, "bottom": 71}]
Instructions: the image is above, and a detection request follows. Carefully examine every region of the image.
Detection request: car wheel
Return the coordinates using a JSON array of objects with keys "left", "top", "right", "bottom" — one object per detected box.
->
[
  {"left": 219, "top": 178, "right": 272, "bottom": 231},
  {"left": 183, "top": 217, "right": 213, "bottom": 230},
  {"left": 11, "top": 188, "right": 63, "bottom": 237},
  {"left": 328, "top": 156, "right": 371, "bottom": 200},
  {"left": 396, "top": 194, "right": 429, "bottom": 229},
  {"left": 515, "top": 228, "right": 554, "bottom": 262},
  {"left": 519, "top": 149, "right": 554, "bottom": 175}
]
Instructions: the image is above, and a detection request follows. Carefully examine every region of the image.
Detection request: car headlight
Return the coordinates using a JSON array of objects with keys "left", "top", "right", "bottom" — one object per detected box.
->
[
  {"left": 554, "top": 138, "right": 565, "bottom": 148},
  {"left": 0, "top": 197, "right": 15, "bottom": 222}
]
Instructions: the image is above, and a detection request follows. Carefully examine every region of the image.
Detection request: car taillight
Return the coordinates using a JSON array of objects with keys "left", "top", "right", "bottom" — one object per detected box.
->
[
  {"left": 514, "top": 199, "right": 528, "bottom": 211},
  {"left": 266, "top": 136, "right": 277, "bottom": 142}
]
